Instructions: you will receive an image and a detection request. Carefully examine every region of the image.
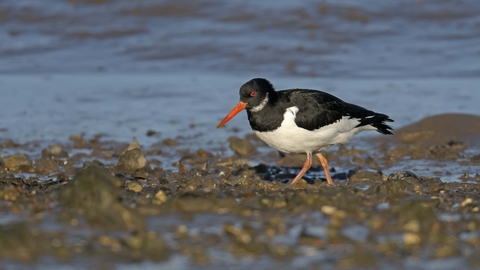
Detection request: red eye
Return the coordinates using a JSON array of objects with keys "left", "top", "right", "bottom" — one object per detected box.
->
[{"left": 250, "top": 91, "right": 256, "bottom": 97}]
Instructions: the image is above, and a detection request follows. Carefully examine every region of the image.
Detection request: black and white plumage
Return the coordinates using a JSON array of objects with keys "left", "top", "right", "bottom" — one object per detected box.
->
[{"left": 217, "top": 78, "right": 393, "bottom": 185}]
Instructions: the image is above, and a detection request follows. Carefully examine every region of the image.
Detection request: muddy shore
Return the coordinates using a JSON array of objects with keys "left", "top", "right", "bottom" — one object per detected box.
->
[{"left": 1, "top": 113, "right": 479, "bottom": 269}]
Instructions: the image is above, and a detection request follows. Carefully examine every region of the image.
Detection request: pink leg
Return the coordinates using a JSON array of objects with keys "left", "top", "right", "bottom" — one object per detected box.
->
[
  {"left": 316, "top": 153, "right": 334, "bottom": 184},
  {"left": 289, "top": 153, "right": 312, "bottom": 185}
]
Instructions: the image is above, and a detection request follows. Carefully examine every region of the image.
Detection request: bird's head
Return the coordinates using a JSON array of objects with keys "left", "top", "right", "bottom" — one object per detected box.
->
[{"left": 217, "top": 78, "right": 274, "bottom": 128}]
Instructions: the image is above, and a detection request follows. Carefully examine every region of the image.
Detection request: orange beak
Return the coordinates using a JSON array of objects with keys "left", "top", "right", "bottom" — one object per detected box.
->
[{"left": 217, "top": 101, "right": 247, "bottom": 128}]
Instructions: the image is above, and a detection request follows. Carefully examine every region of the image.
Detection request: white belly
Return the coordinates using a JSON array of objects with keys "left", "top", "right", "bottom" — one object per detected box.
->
[{"left": 254, "top": 106, "right": 374, "bottom": 154}]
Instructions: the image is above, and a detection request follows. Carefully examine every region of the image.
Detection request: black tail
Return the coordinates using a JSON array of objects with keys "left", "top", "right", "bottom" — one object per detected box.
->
[{"left": 357, "top": 113, "right": 394, "bottom": 135}]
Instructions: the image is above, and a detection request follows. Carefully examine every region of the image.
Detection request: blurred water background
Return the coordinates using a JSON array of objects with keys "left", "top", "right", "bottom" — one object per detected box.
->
[{"left": 0, "top": 0, "right": 479, "bottom": 149}]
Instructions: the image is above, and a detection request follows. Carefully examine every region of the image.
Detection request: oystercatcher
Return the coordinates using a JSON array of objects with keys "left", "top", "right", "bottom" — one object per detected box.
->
[{"left": 217, "top": 78, "right": 393, "bottom": 185}]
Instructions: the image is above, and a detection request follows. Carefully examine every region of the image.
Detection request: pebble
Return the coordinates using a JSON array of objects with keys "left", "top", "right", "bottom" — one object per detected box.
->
[
  {"left": 5, "top": 153, "right": 34, "bottom": 172},
  {"left": 348, "top": 169, "right": 382, "bottom": 182},
  {"left": 163, "top": 138, "right": 179, "bottom": 146},
  {"left": 126, "top": 182, "right": 143, "bottom": 192},
  {"left": 115, "top": 140, "right": 147, "bottom": 173},
  {"left": 35, "top": 158, "right": 59, "bottom": 175},
  {"left": 153, "top": 190, "right": 167, "bottom": 205},
  {"left": 41, "top": 144, "right": 68, "bottom": 158},
  {"left": 403, "top": 232, "right": 421, "bottom": 245},
  {"left": 228, "top": 136, "right": 257, "bottom": 157},
  {"left": 321, "top": 205, "right": 337, "bottom": 215}
]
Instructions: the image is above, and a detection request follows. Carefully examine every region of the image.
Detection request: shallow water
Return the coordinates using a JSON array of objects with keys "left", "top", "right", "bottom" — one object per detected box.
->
[{"left": 1, "top": 0, "right": 480, "bottom": 148}]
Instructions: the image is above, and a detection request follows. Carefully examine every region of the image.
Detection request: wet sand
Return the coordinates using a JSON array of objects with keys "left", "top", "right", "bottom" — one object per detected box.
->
[{"left": 1, "top": 113, "right": 480, "bottom": 269}]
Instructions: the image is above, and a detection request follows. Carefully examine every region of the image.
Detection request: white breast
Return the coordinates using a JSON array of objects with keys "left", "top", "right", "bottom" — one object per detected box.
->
[{"left": 254, "top": 106, "right": 374, "bottom": 154}]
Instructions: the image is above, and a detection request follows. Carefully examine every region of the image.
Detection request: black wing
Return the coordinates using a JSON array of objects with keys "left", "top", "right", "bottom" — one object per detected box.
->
[{"left": 283, "top": 89, "right": 394, "bottom": 134}]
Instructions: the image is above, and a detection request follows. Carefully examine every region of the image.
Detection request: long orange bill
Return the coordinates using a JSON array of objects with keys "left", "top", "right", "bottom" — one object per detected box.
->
[{"left": 217, "top": 101, "right": 247, "bottom": 128}]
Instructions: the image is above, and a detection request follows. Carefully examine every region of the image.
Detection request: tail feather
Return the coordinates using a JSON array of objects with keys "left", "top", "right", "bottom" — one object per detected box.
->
[{"left": 356, "top": 113, "right": 394, "bottom": 135}]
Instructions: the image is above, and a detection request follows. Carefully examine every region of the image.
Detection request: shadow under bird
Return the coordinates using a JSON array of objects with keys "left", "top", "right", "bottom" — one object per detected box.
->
[{"left": 217, "top": 78, "right": 393, "bottom": 185}]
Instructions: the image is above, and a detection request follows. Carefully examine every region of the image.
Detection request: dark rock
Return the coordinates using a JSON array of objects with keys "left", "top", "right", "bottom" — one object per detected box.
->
[
  {"left": 0, "top": 139, "right": 17, "bottom": 148},
  {"left": 352, "top": 155, "right": 364, "bottom": 164},
  {"left": 332, "top": 172, "right": 348, "bottom": 180},
  {"left": 59, "top": 166, "right": 146, "bottom": 230},
  {"left": 253, "top": 163, "right": 269, "bottom": 174},
  {"left": 56, "top": 172, "right": 69, "bottom": 182},
  {"left": 115, "top": 140, "right": 147, "bottom": 173},
  {"left": 42, "top": 144, "right": 68, "bottom": 158},
  {"left": 348, "top": 169, "right": 382, "bottom": 182},
  {"left": 163, "top": 138, "right": 179, "bottom": 146},
  {"left": 178, "top": 155, "right": 196, "bottom": 166},
  {"left": 228, "top": 136, "right": 257, "bottom": 157},
  {"left": 374, "top": 172, "right": 425, "bottom": 195},
  {"left": 69, "top": 134, "right": 88, "bottom": 148},
  {"left": 0, "top": 174, "right": 23, "bottom": 186},
  {"left": 0, "top": 184, "right": 20, "bottom": 201},
  {"left": 83, "top": 159, "right": 105, "bottom": 168},
  {"left": 387, "top": 171, "right": 422, "bottom": 182},
  {"left": 5, "top": 153, "right": 34, "bottom": 172},
  {"left": 146, "top": 130, "right": 158, "bottom": 136},
  {"left": 35, "top": 158, "right": 59, "bottom": 175},
  {"left": 196, "top": 148, "right": 213, "bottom": 159},
  {"left": 471, "top": 154, "right": 480, "bottom": 163},
  {"left": 0, "top": 223, "right": 40, "bottom": 262},
  {"left": 429, "top": 141, "right": 463, "bottom": 160},
  {"left": 232, "top": 166, "right": 256, "bottom": 179}
]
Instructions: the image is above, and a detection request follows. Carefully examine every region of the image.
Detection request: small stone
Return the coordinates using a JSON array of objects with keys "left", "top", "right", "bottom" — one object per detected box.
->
[
  {"left": 69, "top": 134, "right": 87, "bottom": 148},
  {"left": 126, "top": 182, "right": 143, "bottom": 192},
  {"left": 35, "top": 158, "right": 59, "bottom": 175},
  {"left": 352, "top": 155, "right": 364, "bottom": 164},
  {"left": 5, "top": 153, "right": 34, "bottom": 172},
  {"left": 115, "top": 140, "right": 147, "bottom": 173},
  {"left": 461, "top": 198, "right": 473, "bottom": 207},
  {"left": 126, "top": 234, "right": 144, "bottom": 250},
  {"left": 471, "top": 155, "right": 480, "bottom": 163},
  {"left": 228, "top": 136, "right": 257, "bottom": 157},
  {"left": 146, "top": 130, "right": 157, "bottom": 136},
  {"left": 196, "top": 148, "right": 213, "bottom": 159},
  {"left": 0, "top": 139, "right": 17, "bottom": 148},
  {"left": 41, "top": 144, "right": 68, "bottom": 158},
  {"left": 223, "top": 224, "right": 252, "bottom": 244},
  {"left": 387, "top": 171, "right": 421, "bottom": 181},
  {"left": 0, "top": 185, "right": 19, "bottom": 201},
  {"left": 321, "top": 205, "right": 337, "bottom": 215},
  {"left": 163, "top": 138, "right": 179, "bottom": 146},
  {"left": 403, "top": 232, "right": 421, "bottom": 245},
  {"left": 153, "top": 190, "right": 167, "bottom": 205},
  {"left": 403, "top": 220, "right": 420, "bottom": 233},
  {"left": 348, "top": 170, "right": 382, "bottom": 182},
  {"left": 175, "top": 225, "right": 188, "bottom": 239}
]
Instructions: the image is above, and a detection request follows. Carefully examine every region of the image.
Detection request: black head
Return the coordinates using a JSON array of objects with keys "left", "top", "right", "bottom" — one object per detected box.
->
[
  {"left": 217, "top": 78, "right": 276, "bottom": 128},
  {"left": 239, "top": 78, "right": 275, "bottom": 109}
]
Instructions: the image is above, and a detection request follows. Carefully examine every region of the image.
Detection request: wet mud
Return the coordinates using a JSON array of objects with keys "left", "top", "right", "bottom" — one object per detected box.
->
[
  {"left": 1, "top": 113, "right": 479, "bottom": 268},
  {"left": 2, "top": 0, "right": 480, "bottom": 268}
]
